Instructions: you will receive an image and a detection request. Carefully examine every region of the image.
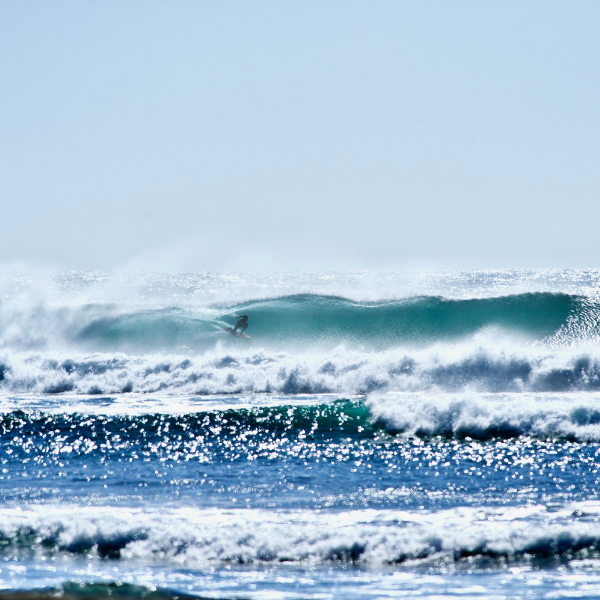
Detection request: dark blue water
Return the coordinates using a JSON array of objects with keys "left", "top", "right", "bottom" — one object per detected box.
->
[{"left": 1, "top": 400, "right": 600, "bottom": 510}]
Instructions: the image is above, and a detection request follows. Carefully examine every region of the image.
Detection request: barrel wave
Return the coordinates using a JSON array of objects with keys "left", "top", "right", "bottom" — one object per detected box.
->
[
  {"left": 1, "top": 291, "right": 599, "bottom": 395},
  {"left": 0, "top": 292, "right": 587, "bottom": 353},
  {"left": 223, "top": 292, "right": 578, "bottom": 348}
]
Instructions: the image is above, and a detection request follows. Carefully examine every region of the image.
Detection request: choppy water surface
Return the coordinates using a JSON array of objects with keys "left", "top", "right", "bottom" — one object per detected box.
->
[{"left": 2, "top": 270, "right": 600, "bottom": 599}]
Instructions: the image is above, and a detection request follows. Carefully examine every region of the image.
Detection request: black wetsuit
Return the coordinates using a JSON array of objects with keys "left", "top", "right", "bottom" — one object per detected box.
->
[{"left": 233, "top": 315, "right": 248, "bottom": 333}]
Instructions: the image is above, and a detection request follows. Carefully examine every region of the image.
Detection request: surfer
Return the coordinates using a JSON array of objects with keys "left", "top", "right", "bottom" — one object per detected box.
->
[{"left": 233, "top": 314, "right": 249, "bottom": 334}]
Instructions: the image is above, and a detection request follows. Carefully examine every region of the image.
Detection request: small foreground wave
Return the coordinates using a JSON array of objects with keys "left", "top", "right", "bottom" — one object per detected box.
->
[{"left": 3, "top": 393, "right": 600, "bottom": 453}]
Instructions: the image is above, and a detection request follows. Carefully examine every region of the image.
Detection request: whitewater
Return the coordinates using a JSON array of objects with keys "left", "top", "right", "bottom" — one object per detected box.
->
[{"left": 2, "top": 269, "right": 600, "bottom": 599}]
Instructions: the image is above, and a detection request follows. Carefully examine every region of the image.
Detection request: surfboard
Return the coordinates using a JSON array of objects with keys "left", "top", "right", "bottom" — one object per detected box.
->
[{"left": 225, "top": 327, "right": 251, "bottom": 339}]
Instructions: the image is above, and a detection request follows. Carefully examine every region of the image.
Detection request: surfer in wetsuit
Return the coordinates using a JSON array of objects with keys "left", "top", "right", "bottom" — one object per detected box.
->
[{"left": 233, "top": 315, "right": 249, "bottom": 334}]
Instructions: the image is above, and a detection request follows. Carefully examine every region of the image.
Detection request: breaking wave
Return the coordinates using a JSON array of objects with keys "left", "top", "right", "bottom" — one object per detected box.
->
[
  {"left": 2, "top": 503, "right": 600, "bottom": 568},
  {"left": 368, "top": 392, "right": 600, "bottom": 441},
  {"left": 3, "top": 342, "right": 600, "bottom": 396}
]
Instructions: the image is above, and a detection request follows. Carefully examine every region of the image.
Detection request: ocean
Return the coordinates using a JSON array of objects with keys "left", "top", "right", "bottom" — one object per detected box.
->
[{"left": 2, "top": 269, "right": 600, "bottom": 599}]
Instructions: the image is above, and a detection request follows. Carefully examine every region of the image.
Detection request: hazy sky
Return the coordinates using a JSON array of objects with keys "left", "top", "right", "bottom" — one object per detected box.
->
[{"left": 1, "top": 1, "right": 599, "bottom": 271}]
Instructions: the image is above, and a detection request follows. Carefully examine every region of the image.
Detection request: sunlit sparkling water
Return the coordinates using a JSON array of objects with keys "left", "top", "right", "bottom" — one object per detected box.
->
[{"left": 1, "top": 270, "right": 600, "bottom": 599}]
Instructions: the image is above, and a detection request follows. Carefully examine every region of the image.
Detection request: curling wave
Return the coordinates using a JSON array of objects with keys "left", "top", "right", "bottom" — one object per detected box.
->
[{"left": 0, "top": 292, "right": 594, "bottom": 353}]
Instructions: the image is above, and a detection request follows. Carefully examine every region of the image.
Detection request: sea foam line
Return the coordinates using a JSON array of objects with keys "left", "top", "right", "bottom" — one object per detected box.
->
[
  {"left": 1, "top": 503, "right": 600, "bottom": 568},
  {"left": 3, "top": 339, "right": 600, "bottom": 395}
]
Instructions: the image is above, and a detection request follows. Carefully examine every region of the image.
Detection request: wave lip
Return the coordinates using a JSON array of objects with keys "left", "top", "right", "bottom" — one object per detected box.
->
[{"left": 2, "top": 503, "right": 600, "bottom": 568}]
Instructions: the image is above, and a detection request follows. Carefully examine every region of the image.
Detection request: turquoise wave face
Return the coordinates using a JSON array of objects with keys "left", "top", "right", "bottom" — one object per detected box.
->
[
  {"left": 231, "top": 292, "right": 577, "bottom": 346},
  {"left": 75, "top": 308, "right": 221, "bottom": 353},
  {"left": 66, "top": 292, "right": 581, "bottom": 353}
]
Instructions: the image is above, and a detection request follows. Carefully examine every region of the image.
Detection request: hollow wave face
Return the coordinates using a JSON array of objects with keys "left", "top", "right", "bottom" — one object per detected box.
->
[
  {"left": 216, "top": 292, "right": 579, "bottom": 348},
  {"left": 0, "top": 292, "right": 593, "bottom": 354}
]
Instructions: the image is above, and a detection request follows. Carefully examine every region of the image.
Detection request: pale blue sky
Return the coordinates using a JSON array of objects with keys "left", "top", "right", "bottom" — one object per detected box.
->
[{"left": 1, "top": 1, "right": 599, "bottom": 270}]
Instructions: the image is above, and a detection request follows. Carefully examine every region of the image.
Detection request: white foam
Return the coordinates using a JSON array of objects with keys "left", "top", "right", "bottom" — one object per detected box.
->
[
  {"left": 368, "top": 391, "right": 600, "bottom": 440},
  {"left": 2, "top": 336, "right": 600, "bottom": 397},
  {"left": 2, "top": 502, "right": 600, "bottom": 567}
]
